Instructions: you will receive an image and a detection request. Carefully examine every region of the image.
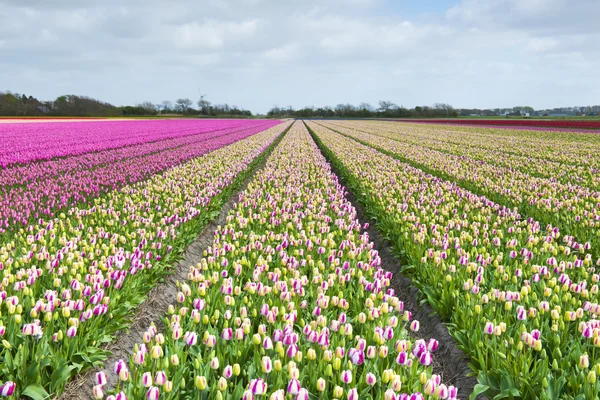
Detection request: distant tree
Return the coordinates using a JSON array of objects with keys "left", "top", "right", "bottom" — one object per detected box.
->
[
  {"left": 359, "top": 102, "right": 374, "bottom": 112},
  {"left": 197, "top": 98, "right": 211, "bottom": 115},
  {"left": 175, "top": 98, "right": 193, "bottom": 113},
  {"left": 161, "top": 100, "right": 173, "bottom": 113},
  {"left": 378, "top": 101, "right": 398, "bottom": 112},
  {"left": 137, "top": 101, "right": 158, "bottom": 115}
]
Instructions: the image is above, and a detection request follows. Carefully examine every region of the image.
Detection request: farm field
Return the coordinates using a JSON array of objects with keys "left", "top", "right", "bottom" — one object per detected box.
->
[
  {"left": 392, "top": 119, "right": 600, "bottom": 130},
  {"left": 0, "top": 118, "right": 598, "bottom": 400}
]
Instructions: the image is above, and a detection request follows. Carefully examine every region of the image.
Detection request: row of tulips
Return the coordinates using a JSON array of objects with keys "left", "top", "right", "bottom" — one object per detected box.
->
[
  {"left": 0, "top": 120, "right": 280, "bottom": 235},
  {"left": 0, "top": 122, "right": 290, "bottom": 399},
  {"left": 314, "top": 121, "right": 600, "bottom": 259},
  {"left": 400, "top": 119, "right": 600, "bottom": 130},
  {"left": 307, "top": 120, "right": 600, "bottom": 399},
  {"left": 0, "top": 119, "right": 271, "bottom": 166},
  {"left": 101, "top": 121, "right": 458, "bottom": 400},
  {"left": 0, "top": 120, "right": 278, "bottom": 187},
  {"left": 324, "top": 120, "right": 600, "bottom": 191},
  {"left": 327, "top": 120, "right": 600, "bottom": 168}
]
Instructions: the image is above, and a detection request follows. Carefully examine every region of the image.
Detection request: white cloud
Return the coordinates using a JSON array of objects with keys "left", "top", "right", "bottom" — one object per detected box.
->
[
  {"left": 527, "top": 37, "right": 559, "bottom": 53},
  {"left": 174, "top": 19, "right": 260, "bottom": 49},
  {"left": 0, "top": 0, "right": 598, "bottom": 113}
]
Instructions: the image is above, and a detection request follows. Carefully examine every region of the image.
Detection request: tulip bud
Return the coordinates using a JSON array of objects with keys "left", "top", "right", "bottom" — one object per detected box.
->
[
  {"left": 588, "top": 370, "right": 597, "bottom": 384},
  {"left": 333, "top": 386, "right": 344, "bottom": 398},
  {"left": 195, "top": 376, "right": 207, "bottom": 390},
  {"left": 317, "top": 378, "right": 326, "bottom": 392}
]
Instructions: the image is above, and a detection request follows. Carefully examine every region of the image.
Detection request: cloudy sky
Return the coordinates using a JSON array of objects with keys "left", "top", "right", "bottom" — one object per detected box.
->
[{"left": 1, "top": 0, "right": 598, "bottom": 113}]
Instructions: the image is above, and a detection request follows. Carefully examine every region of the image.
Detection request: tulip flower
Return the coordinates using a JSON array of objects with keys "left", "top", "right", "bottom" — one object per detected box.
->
[
  {"left": 146, "top": 387, "right": 159, "bottom": 400},
  {"left": 316, "top": 378, "right": 326, "bottom": 392},
  {"left": 287, "top": 379, "right": 301, "bottom": 395},
  {"left": 195, "top": 376, "right": 207, "bottom": 390},
  {"left": 366, "top": 373, "right": 377, "bottom": 386},
  {"left": 93, "top": 384, "right": 104, "bottom": 399},
  {"left": 154, "top": 371, "right": 166, "bottom": 386},
  {"left": 223, "top": 365, "right": 233, "bottom": 379},
  {"left": 0, "top": 382, "right": 16, "bottom": 397},
  {"left": 142, "top": 372, "right": 153, "bottom": 387},
  {"left": 96, "top": 371, "right": 108, "bottom": 386},
  {"left": 341, "top": 370, "right": 352, "bottom": 384}
]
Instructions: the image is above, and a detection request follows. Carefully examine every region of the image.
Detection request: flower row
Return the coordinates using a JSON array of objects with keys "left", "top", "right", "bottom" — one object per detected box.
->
[
  {"left": 0, "top": 119, "right": 278, "bottom": 166},
  {"left": 0, "top": 120, "right": 280, "bottom": 234},
  {"left": 324, "top": 120, "right": 600, "bottom": 190},
  {"left": 327, "top": 120, "right": 600, "bottom": 169}
]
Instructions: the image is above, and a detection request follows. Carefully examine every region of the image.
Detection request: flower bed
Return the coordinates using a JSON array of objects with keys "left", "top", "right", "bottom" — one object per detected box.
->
[
  {"left": 0, "top": 122, "right": 289, "bottom": 398},
  {"left": 101, "top": 121, "right": 456, "bottom": 400},
  {"left": 308, "top": 120, "right": 600, "bottom": 399}
]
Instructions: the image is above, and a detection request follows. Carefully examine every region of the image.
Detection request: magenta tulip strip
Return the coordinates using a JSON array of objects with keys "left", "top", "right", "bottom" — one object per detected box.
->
[
  {"left": 103, "top": 122, "right": 457, "bottom": 400},
  {"left": 0, "top": 121, "right": 290, "bottom": 398},
  {"left": 307, "top": 120, "right": 600, "bottom": 399},
  {"left": 0, "top": 120, "right": 280, "bottom": 233},
  {"left": 0, "top": 119, "right": 278, "bottom": 167}
]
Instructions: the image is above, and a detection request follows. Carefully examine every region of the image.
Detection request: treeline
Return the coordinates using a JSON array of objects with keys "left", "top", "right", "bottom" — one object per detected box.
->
[
  {"left": 0, "top": 92, "right": 122, "bottom": 117},
  {"left": 0, "top": 91, "right": 253, "bottom": 117},
  {"left": 267, "top": 102, "right": 459, "bottom": 118},
  {"left": 122, "top": 98, "right": 252, "bottom": 117}
]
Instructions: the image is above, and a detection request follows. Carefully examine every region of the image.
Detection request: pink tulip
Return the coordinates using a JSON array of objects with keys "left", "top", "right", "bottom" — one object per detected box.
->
[
  {"left": 287, "top": 379, "right": 301, "bottom": 395},
  {"left": 95, "top": 371, "right": 108, "bottom": 386},
  {"left": 341, "top": 370, "right": 353, "bottom": 384},
  {"left": 142, "top": 372, "right": 153, "bottom": 387},
  {"left": 0, "top": 382, "right": 16, "bottom": 396},
  {"left": 146, "top": 387, "right": 159, "bottom": 400},
  {"left": 296, "top": 388, "right": 309, "bottom": 400}
]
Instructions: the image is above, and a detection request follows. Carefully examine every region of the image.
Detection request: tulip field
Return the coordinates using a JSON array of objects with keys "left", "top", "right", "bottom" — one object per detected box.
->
[
  {"left": 0, "top": 119, "right": 289, "bottom": 398},
  {"left": 1, "top": 118, "right": 599, "bottom": 400},
  {"left": 307, "top": 120, "right": 600, "bottom": 399}
]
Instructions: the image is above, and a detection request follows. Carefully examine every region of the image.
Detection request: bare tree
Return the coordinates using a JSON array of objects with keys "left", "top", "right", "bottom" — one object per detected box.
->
[
  {"left": 138, "top": 101, "right": 157, "bottom": 115},
  {"left": 175, "top": 98, "right": 193, "bottom": 113},
  {"left": 197, "top": 98, "right": 211, "bottom": 115},
  {"left": 359, "top": 102, "right": 374, "bottom": 112},
  {"left": 161, "top": 100, "right": 173, "bottom": 113},
  {"left": 378, "top": 100, "right": 398, "bottom": 112}
]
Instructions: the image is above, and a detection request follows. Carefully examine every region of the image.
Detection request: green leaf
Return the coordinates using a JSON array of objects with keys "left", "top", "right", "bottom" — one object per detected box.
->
[
  {"left": 21, "top": 384, "right": 50, "bottom": 400},
  {"left": 471, "top": 384, "right": 490, "bottom": 399},
  {"left": 50, "top": 365, "right": 77, "bottom": 390}
]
